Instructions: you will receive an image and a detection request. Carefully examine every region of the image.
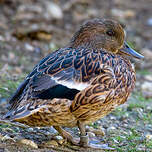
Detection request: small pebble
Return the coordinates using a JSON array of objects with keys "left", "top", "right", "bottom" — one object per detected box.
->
[
  {"left": 3, "top": 128, "right": 14, "bottom": 133},
  {"left": 113, "top": 138, "right": 119, "bottom": 144},
  {"left": 147, "top": 18, "right": 152, "bottom": 26},
  {"left": 34, "top": 47, "right": 41, "bottom": 54},
  {"left": 55, "top": 135, "right": 63, "bottom": 140},
  {"left": 136, "top": 108, "right": 144, "bottom": 119},
  {"left": 0, "top": 98, "right": 7, "bottom": 105},
  {"left": 13, "top": 135, "right": 23, "bottom": 141},
  {"left": 92, "top": 128, "right": 105, "bottom": 136},
  {"left": 86, "top": 127, "right": 105, "bottom": 136},
  {"left": 87, "top": 9, "right": 98, "bottom": 17},
  {"left": 14, "top": 67, "right": 22, "bottom": 74},
  {"left": 49, "top": 126, "right": 58, "bottom": 134},
  {"left": 49, "top": 43, "right": 57, "bottom": 50},
  {"left": 146, "top": 134, "right": 152, "bottom": 140},
  {"left": 87, "top": 132, "right": 95, "bottom": 138},
  {"left": 0, "top": 35, "right": 5, "bottom": 41},
  {"left": 18, "top": 139, "right": 38, "bottom": 149},
  {"left": 8, "top": 52, "right": 15, "bottom": 60},
  {"left": 110, "top": 116, "right": 116, "bottom": 120},
  {"left": 54, "top": 135, "right": 64, "bottom": 145},
  {"left": 111, "top": 9, "right": 135, "bottom": 19},
  {"left": 86, "top": 126, "right": 94, "bottom": 132},
  {"left": 145, "top": 75, "right": 152, "bottom": 81},
  {"left": 46, "top": 140, "right": 58, "bottom": 147},
  {"left": 25, "top": 43, "right": 34, "bottom": 51},
  {"left": 96, "top": 120, "right": 102, "bottom": 125},
  {"left": 1, "top": 135, "right": 15, "bottom": 142},
  {"left": 141, "top": 81, "right": 152, "bottom": 92},
  {"left": 27, "top": 127, "right": 34, "bottom": 132},
  {"left": 107, "top": 126, "right": 116, "bottom": 133},
  {"left": 124, "top": 10, "right": 135, "bottom": 18},
  {"left": 45, "top": 2, "right": 63, "bottom": 19},
  {"left": 146, "top": 106, "right": 152, "bottom": 112},
  {"left": 141, "top": 48, "right": 152, "bottom": 60}
]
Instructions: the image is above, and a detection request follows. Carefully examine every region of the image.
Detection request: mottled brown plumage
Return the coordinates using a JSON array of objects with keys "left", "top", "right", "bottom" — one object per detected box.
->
[{"left": 4, "top": 18, "right": 143, "bottom": 149}]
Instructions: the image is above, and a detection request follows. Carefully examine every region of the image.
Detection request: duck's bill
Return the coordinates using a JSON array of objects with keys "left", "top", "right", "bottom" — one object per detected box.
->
[{"left": 119, "top": 42, "right": 144, "bottom": 59}]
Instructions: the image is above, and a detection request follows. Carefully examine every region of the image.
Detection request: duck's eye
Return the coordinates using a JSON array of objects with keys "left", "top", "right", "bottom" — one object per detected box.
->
[{"left": 106, "top": 30, "right": 115, "bottom": 36}]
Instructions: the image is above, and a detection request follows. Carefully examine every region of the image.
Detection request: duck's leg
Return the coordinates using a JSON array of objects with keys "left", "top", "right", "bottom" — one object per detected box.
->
[
  {"left": 78, "top": 121, "right": 115, "bottom": 150},
  {"left": 77, "top": 121, "right": 89, "bottom": 146},
  {"left": 53, "top": 126, "right": 79, "bottom": 145}
]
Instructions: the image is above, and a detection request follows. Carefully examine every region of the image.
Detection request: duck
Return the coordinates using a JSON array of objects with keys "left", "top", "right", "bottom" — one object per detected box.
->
[{"left": 4, "top": 18, "right": 144, "bottom": 149}]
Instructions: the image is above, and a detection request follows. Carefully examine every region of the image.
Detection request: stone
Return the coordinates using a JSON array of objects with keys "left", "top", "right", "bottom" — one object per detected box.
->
[
  {"left": 55, "top": 135, "right": 63, "bottom": 140},
  {"left": 107, "top": 126, "right": 116, "bottom": 133},
  {"left": 86, "top": 126, "right": 93, "bottom": 131},
  {"left": 0, "top": 135, "right": 15, "bottom": 142},
  {"left": 136, "top": 108, "right": 144, "bottom": 119},
  {"left": 2, "top": 127, "right": 14, "bottom": 133},
  {"left": 0, "top": 35, "right": 5, "bottom": 41},
  {"left": 13, "top": 135, "right": 23, "bottom": 141},
  {"left": 86, "top": 127, "right": 105, "bottom": 136},
  {"left": 25, "top": 43, "right": 34, "bottom": 52},
  {"left": 146, "top": 134, "right": 152, "bottom": 140},
  {"left": 87, "top": 132, "right": 96, "bottom": 138},
  {"left": 111, "top": 9, "right": 135, "bottom": 19},
  {"left": 92, "top": 128, "right": 105, "bottom": 136},
  {"left": 141, "top": 48, "right": 152, "bottom": 61},
  {"left": 54, "top": 135, "right": 64, "bottom": 145},
  {"left": 145, "top": 75, "right": 152, "bottom": 81},
  {"left": 141, "top": 81, "right": 152, "bottom": 92},
  {"left": 49, "top": 126, "right": 58, "bottom": 134},
  {"left": 147, "top": 18, "right": 152, "bottom": 26},
  {"left": 27, "top": 127, "right": 34, "bottom": 132},
  {"left": 124, "top": 10, "right": 136, "bottom": 18},
  {"left": 18, "top": 139, "right": 38, "bottom": 149},
  {"left": 110, "top": 116, "right": 116, "bottom": 120},
  {"left": 8, "top": 52, "right": 15, "bottom": 60},
  {"left": 46, "top": 140, "right": 58, "bottom": 147},
  {"left": 0, "top": 134, "right": 4, "bottom": 140},
  {"left": 45, "top": 2, "right": 63, "bottom": 19}
]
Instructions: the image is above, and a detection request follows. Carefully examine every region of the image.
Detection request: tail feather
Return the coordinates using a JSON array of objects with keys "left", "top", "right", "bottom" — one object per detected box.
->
[{"left": 8, "top": 79, "right": 29, "bottom": 110}]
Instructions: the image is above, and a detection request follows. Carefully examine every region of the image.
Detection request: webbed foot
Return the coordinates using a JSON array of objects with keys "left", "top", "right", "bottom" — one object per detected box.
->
[
  {"left": 80, "top": 134, "right": 114, "bottom": 150},
  {"left": 53, "top": 126, "right": 79, "bottom": 145}
]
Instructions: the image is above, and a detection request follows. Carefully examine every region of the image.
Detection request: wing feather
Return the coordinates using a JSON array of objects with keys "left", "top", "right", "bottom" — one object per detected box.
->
[
  {"left": 7, "top": 47, "right": 92, "bottom": 111},
  {"left": 7, "top": 47, "right": 112, "bottom": 118}
]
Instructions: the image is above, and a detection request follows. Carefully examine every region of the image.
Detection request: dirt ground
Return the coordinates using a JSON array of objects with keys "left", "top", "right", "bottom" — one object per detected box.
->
[{"left": 0, "top": 0, "right": 152, "bottom": 152}]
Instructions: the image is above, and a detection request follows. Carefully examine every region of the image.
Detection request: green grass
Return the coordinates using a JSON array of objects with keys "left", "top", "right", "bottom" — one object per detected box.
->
[
  {"left": 137, "top": 70, "right": 152, "bottom": 76},
  {"left": 132, "top": 91, "right": 152, "bottom": 102},
  {"left": 146, "top": 140, "right": 152, "bottom": 149},
  {"left": 106, "top": 89, "right": 152, "bottom": 152},
  {"left": 88, "top": 122, "right": 98, "bottom": 129},
  {"left": 108, "top": 128, "right": 147, "bottom": 152},
  {"left": 0, "top": 72, "right": 24, "bottom": 98},
  {"left": 0, "top": 67, "right": 152, "bottom": 151}
]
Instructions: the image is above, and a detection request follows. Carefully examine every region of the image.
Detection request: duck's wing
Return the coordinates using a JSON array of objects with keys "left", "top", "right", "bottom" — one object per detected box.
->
[
  {"left": 70, "top": 66, "right": 118, "bottom": 119},
  {"left": 7, "top": 47, "right": 100, "bottom": 113},
  {"left": 70, "top": 60, "right": 135, "bottom": 121}
]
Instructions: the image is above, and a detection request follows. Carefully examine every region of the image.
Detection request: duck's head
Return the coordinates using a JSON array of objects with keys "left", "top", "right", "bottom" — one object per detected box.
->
[{"left": 70, "top": 18, "right": 144, "bottom": 59}]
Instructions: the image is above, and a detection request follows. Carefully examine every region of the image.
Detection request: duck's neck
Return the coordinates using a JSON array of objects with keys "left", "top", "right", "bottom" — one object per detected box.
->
[{"left": 69, "top": 39, "right": 100, "bottom": 50}]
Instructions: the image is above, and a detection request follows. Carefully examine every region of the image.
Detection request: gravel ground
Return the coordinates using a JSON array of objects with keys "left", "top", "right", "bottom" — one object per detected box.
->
[{"left": 0, "top": 0, "right": 152, "bottom": 151}]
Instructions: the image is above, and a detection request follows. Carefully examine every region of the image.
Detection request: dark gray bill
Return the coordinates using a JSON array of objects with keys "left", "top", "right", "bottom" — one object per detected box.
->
[{"left": 120, "top": 42, "right": 144, "bottom": 59}]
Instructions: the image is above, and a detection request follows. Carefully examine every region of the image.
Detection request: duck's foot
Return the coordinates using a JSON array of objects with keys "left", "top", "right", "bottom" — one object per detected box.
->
[
  {"left": 53, "top": 126, "right": 79, "bottom": 145},
  {"left": 88, "top": 143, "right": 115, "bottom": 150},
  {"left": 78, "top": 121, "right": 114, "bottom": 150},
  {"left": 80, "top": 135, "right": 114, "bottom": 150},
  {"left": 53, "top": 125, "right": 114, "bottom": 150}
]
